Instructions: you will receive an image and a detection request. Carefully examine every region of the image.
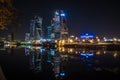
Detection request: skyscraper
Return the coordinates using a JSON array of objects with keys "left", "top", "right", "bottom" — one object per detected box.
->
[{"left": 51, "top": 10, "right": 69, "bottom": 40}]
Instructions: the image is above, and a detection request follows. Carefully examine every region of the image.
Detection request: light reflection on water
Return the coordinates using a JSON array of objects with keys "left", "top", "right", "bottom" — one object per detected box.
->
[
  {"left": 24, "top": 46, "right": 64, "bottom": 79},
  {"left": 0, "top": 46, "right": 120, "bottom": 80}
]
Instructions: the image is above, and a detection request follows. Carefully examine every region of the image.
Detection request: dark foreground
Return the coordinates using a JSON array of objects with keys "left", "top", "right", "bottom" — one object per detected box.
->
[{"left": 0, "top": 47, "right": 120, "bottom": 80}]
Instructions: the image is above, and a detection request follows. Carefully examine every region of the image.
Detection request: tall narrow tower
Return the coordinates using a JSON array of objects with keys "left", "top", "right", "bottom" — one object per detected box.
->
[
  {"left": 30, "top": 16, "right": 43, "bottom": 41},
  {"left": 52, "top": 10, "right": 68, "bottom": 40},
  {"left": 60, "top": 10, "right": 68, "bottom": 40},
  {"left": 52, "top": 10, "right": 61, "bottom": 40}
]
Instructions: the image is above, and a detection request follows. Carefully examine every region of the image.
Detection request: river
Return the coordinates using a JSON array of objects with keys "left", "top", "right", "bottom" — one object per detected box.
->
[{"left": 0, "top": 46, "right": 120, "bottom": 80}]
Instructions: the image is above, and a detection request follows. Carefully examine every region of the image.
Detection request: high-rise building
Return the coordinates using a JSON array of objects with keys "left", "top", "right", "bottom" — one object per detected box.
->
[
  {"left": 51, "top": 10, "right": 69, "bottom": 40},
  {"left": 47, "top": 26, "right": 54, "bottom": 39},
  {"left": 7, "top": 35, "right": 12, "bottom": 41},
  {"left": 60, "top": 10, "right": 69, "bottom": 40},
  {"left": 30, "top": 16, "right": 43, "bottom": 41},
  {"left": 25, "top": 33, "right": 30, "bottom": 41}
]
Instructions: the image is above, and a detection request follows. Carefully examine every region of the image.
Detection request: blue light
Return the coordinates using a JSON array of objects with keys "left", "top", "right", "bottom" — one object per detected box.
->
[
  {"left": 40, "top": 48, "right": 45, "bottom": 53},
  {"left": 86, "top": 33, "right": 88, "bottom": 35},
  {"left": 86, "top": 56, "right": 88, "bottom": 58},
  {"left": 61, "top": 13, "right": 65, "bottom": 16},
  {"left": 80, "top": 53, "right": 86, "bottom": 56},
  {"left": 47, "top": 60, "right": 51, "bottom": 63},
  {"left": 80, "top": 33, "right": 95, "bottom": 39},
  {"left": 60, "top": 72, "right": 65, "bottom": 77},
  {"left": 88, "top": 53, "right": 94, "bottom": 56},
  {"left": 80, "top": 53, "right": 94, "bottom": 57}
]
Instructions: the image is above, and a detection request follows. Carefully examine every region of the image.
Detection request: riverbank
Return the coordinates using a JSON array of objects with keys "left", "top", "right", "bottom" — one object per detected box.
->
[{"left": 62, "top": 43, "right": 120, "bottom": 51}]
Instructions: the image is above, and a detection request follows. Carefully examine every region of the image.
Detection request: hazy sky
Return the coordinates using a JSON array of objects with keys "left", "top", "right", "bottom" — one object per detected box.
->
[{"left": 1, "top": 0, "right": 120, "bottom": 40}]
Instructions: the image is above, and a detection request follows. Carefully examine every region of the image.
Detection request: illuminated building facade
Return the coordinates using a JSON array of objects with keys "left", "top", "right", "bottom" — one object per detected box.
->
[
  {"left": 25, "top": 33, "right": 30, "bottom": 41},
  {"left": 80, "top": 33, "right": 95, "bottom": 43},
  {"left": 7, "top": 35, "right": 12, "bottom": 41},
  {"left": 60, "top": 10, "right": 69, "bottom": 40},
  {"left": 51, "top": 10, "right": 69, "bottom": 40},
  {"left": 30, "top": 16, "right": 43, "bottom": 41},
  {"left": 47, "top": 26, "right": 54, "bottom": 39},
  {"left": 80, "top": 33, "right": 94, "bottom": 39}
]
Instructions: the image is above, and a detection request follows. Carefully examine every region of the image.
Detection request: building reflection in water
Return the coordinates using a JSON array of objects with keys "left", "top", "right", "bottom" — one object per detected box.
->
[
  {"left": 24, "top": 46, "right": 66, "bottom": 79},
  {"left": 45, "top": 48, "right": 66, "bottom": 79},
  {"left": 6, "top": 47, "right": 14, "bottom": 55},
  {"left": 57, "top": 47, "right": 120, "bottom": 74},
  {"left": 23, "top": 46, "right": 120, "bottom": 79},
  {"left": 24, "top": 46, "right": 42, "bottom": 73}
]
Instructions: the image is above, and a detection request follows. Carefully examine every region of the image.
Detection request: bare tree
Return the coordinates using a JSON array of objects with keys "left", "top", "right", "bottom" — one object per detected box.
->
[{"left": 0, "top": 0, "right": 16, "bottom": 30}]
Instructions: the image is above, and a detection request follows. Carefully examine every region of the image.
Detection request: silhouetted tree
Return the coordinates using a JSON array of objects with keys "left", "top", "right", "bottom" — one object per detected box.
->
[{"left": 0, "top": 0, "right": 16, "bottom": 30}]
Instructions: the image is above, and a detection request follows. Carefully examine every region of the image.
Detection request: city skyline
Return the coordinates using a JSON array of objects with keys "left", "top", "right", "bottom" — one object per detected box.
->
[{"left": 0, "top": 0, "right": 120, "bottom": 40}]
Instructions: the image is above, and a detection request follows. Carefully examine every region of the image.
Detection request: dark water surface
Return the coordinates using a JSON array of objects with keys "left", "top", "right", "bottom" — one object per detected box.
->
[{"left": 0, "top": 47, "right": 120, "bottom": 80}]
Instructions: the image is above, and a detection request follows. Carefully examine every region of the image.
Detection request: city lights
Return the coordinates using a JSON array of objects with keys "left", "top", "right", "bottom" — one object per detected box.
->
[
  {"left": 0, "top": 1, "right": 120, "bottom": 80},
  {"left": 80, "top": 33, "right": 94, "bottom": 39},
  {"left": 60, "top": 13, "right": 65, "bottom": 16}
]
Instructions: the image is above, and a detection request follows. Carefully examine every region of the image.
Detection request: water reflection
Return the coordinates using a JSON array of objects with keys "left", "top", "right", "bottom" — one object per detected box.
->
[
  {"left": 57, "top": 47, "right": 120, "bottom": 58},
  {"left": 23, "top": 46, "right": 120, "bottom": 79},
  {"left": 1, "top": 46, "right": 120, "bottom": 79},
  {"left": 57, "top": 47, "right": 120, "bottom": 76},
  {"left": 7, "top": 47, "right": 14, "bottom": 55},
  {"left": 24, "top": 46, "right": 66, "bottom": 79},
  {"left": 24, "top": 47, "right": 42, "bottom": 73}
]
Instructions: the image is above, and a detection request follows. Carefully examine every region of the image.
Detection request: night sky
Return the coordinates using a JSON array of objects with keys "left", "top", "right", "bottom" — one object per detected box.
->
[{"left": 1, "top": 0, "right": 120, "bottom": 40}]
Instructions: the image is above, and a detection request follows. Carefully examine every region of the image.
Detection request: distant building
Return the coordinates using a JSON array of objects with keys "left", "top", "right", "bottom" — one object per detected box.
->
[
  {"left": 30, "top": 16, "right": 43, "bottom": 40},
  {"left": 80, "top": 33, "right": 95, "bottom": 43},
  {"left": 25, "top": 33, "right": 30, "bottom": 41},
  {"left": 51, "top": 10, "right": 69, "bottom": 40},
  {"left": 7, "top": 35, "right": 12, "bottom": 41},
  {"left": 47, "top": 26, "right": 54, "bottom": 39},
  {"left": 7, "top": 34, "right": 14, "bottom": 41},
  {"left": 80, "top": 33, "right": 95, "bottom": 39}
]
